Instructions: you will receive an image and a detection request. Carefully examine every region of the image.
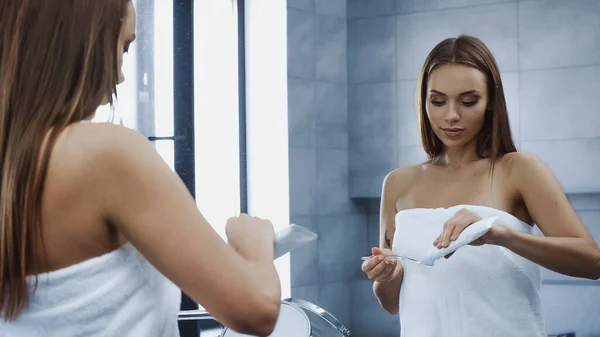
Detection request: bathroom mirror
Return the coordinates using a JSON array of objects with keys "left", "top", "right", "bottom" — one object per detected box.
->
[
  {"left": 101, "top": 0, "right": 600, "bottom": 336},
  {"left": 287, "top": 0, "right": 600, "bottom": 336}
]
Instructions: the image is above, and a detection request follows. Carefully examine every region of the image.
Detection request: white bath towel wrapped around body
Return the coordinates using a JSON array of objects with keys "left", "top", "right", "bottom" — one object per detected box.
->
[
  {"left": 0, "top": 242, "right": 181, "bottom": 337},
  {"left": 393, "top": 204, "right": 546, "bottom": 337}
]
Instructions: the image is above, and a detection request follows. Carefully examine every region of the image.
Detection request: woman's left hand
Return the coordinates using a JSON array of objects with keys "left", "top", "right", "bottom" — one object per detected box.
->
[{"left": 432, "top": 208, "right": 510, "bottom": 258}]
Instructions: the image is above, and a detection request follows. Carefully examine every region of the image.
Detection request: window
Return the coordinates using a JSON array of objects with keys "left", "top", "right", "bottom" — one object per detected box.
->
[
  {"left": 93, "top": 0, "right": 175, "bottom": 170},
  {"left": 95, "top": 1, "right": 292, "bottom": 334},
  {"left": 194, "top": 0, "right": 241, "bottom": 243},
  {"left": 193, "top": 0, "right": 292, "bottom": 304},
  {"left": 243, "top": 0, "right": 291, "bottom": 300}
]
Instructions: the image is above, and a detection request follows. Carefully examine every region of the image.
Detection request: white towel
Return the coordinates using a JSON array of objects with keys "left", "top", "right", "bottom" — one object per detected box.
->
[
  {"left": 0, "top": 243, "right": 181, "bottom": 337},
  {"left": 392, "top": 205, "right": 546, "bottom": 337}
]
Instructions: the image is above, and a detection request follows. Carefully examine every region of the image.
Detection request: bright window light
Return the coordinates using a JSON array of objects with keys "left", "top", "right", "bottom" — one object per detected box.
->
[
  {"left": 194, "top": 0, "right": 241, "bottom": 241},
  {"left": 153, "top": 1, "right": 174, "bottom": 138},
  {"left": 193, "top": 0, "right": 241, "bottom": 310},
  {"left": 244, "top": 0, "right": 291, "bottom": 300}
]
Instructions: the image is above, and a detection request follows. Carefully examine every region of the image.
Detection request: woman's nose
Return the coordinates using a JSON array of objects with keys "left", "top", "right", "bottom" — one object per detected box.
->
[{"left": 444, "top": 102, "right": 460, "bottom": 122}]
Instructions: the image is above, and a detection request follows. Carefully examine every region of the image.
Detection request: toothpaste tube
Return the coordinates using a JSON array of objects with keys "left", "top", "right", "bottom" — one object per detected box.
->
[
  {"left": 421, "top": 216, "right": 499, "bottom": 266},
  {"left": 274, "top": 224, "right": 318, "bottom": 260}
]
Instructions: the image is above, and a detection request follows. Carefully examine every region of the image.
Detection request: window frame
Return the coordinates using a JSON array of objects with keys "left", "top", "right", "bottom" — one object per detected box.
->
[{"left": 169, "top": 0, "right": 247, "bottom": 336}]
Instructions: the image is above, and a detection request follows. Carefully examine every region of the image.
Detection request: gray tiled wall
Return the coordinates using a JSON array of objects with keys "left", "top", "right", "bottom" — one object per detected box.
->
[{"left": 287, "top": 0, "right": 367, "bottom": 331}]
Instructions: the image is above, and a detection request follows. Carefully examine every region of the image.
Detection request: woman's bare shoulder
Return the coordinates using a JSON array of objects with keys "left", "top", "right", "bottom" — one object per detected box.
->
[
  {"left": 384, "top": 164, "right": 425, "bottom": 192},
  {"left": 50, "top": 122, "right": 155, "bottom": 190}
]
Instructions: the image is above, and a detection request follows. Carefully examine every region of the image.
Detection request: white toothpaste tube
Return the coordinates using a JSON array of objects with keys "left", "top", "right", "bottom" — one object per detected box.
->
[
  {"left": 421, "top": 216, "right": 499, "bottom": 266},
  {"left": 274, "top": 224, "right": 318, "bottom": 260}
]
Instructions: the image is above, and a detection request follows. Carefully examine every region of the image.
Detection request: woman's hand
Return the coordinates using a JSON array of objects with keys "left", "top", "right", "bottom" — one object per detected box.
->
[
  {"left": 361, "top": 247, "right": 403, "bottom": 283},
  {"left": 226, "top": 213, "right": 276, "bottom": 261},
  {"left": 432, "top": 208, "right": 510, "bottom": 258}
]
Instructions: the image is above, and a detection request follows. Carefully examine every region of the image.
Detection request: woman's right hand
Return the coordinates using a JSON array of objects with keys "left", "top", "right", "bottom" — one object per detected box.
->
[
  {"left": 361, "top": 247, "right": 403, "bottom": 283},
  {"left": 225, "top": 213, "right": 276, "bottom": 261}
]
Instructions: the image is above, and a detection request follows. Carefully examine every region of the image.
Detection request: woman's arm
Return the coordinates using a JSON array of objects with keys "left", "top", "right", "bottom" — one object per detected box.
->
[
  {"left": 500, "top": 152, "right": 600, "bottom": 280},
  {"left": 372, "top": 168, "right": 412, "bottom": 314},
  {"left": 83, "top": 124, "right": 280, "bottom": 336}
]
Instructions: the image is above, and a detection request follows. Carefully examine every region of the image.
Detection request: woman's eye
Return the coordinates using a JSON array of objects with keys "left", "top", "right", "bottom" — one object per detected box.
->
[
  {"left": 430, "top": 97, "right": 445, "bottom": 106},
  {"left": 462, "top": 100, "right": 478, "bottom": 107}
]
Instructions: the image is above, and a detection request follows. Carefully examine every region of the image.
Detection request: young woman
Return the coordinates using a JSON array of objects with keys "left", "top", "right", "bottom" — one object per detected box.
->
[
  {"left": 361, "top": 35, "right": 600, "bottom": 336},
  {"left": 0, "top": 1, "right": 281, "bottom": 336}
]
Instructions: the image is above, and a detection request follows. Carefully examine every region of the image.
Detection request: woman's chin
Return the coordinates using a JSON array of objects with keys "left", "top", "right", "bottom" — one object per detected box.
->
[
  {"left": 441, "top": 138, "right": 472, "bottom": 150},
  {"left": 440, "top": 138, "right": 463, "bottom": 147}
]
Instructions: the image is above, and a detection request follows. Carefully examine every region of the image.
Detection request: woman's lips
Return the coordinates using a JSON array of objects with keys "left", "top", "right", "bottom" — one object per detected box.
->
[{"left": 442, "top": 128, "right": 464, "bottom": 138}]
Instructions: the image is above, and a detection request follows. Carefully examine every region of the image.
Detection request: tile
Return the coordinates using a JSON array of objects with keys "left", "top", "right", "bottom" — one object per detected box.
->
[
  {"left": 290, "top": 237, "right": 320, "bottom": 286},
  {"left": 315, "top": 83, "right": 348, "bottom": 125},
  {"left": 315, "top": 148, "right": 362, "bottom": 215},
  {"left": 396, "top": 79, "right": 421, "bottom": 147},
  {"left": 287, "top": 0, "right": 313, "bottom": 12},
  {"left": 541, "top": 284, "right": 600, "bottom": 336},
  {"left": 314, "top": 178, "right": 360, "bottom": 216},
  {"left": 581, "top": 210, "right": 600, "bottom": 245},
  {"left": 567, "top": 193, "right": 600, "bottom": 212},
  {"left": 541, "top": 210, "right": 600, "bottom": 282},
  {"left": 288, "top": 9, "right": 315, "bottom": 79},
  {"left": 519, "top": 66, "right": 600, "bottom": 141},
  {"left": 317, "top": 214, "right": 368, "bottom": 282},
  {"left": 396, "top": 2, "right": 518, "bottom": 80},
  {"left": 367, "top": 212, "right": 380, "bottom": 248},
  {"left": 349, "top": 146, "right": 396, "bottom": 176},
  {"left": 501, "top": 72, "right": 520, "bottom": 147},
  {"left": 349, "top": 132, "right": 397, "bottom": 153},
  {"left": 315, "top": 0, "right": 346, "bottom": 18},
  {"left": 290, "top": 216, "right": 320, "bottom": 287},
  {"left": 519, "top": 0, "right": 600, "bottom": 70},
  {"left": 315, "top": 16, "right": 347, "bottom": 83},
  {"left": 291, "top": 284, "right": 320, "bottom": 304},
  {"left": 348, "top": 17, "right": 396, "bottom": 83},
  {"left": 350, "top": 173, "right": 388, "bottom": 198},
  {"left": 287, "top": 78, "right": 316, "bottom": 147},
  {"left": 289, "top": 131, "right": 315, "bottom": 148},
  {"left": 319, "top": 282, "right": 351, "bottom": 327},
  {"left": 366, "top": 198, "right": 381, "bottom": 213},
  {"left": 289, "top": 147, "right": 317, "bottom": 216},
  {"left": 315, "top": 124, "right": 348, "bottom": 149},
  {"left": 349, "top": 145, "right": 396, "bottom": 199},
  {"left": 314, "top": 82, "right": 348, "bottom": 144},
  {"left": 521, "top": 139, "right": 600, "bottom": 194},
  {"left": 396, "top": 0, "right": 516, "bottom": 13},
  {"left": 316, "top": 123, "right": 348, "bottom": 149},
  {"left": 347, "top": 0, "right": 395, "bottom": 19},
  {"left": 315, "top": 147, "right": 347, "bottom": 185},
  {"left": 397, "top": 144, "right": 428, "bottom": 167},
  {"left": 349, "top": 280, "right": 401, "bottom": 337},
  {"left": 348, "top": 82, "right": 397, "bottom": 139}
]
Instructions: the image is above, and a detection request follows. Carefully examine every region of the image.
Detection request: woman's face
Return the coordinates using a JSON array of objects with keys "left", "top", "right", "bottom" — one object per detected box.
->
[
  {"left": 117, "top": 1, "right": 136, "bottom": 85},
  {"left": 425, "top": 64, "right": 489, "bottom": 149}
]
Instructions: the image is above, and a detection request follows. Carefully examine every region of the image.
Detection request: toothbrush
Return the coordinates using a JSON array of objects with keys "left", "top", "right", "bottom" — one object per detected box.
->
[{"left": 361, "top": 254, "right": 429, "bottom": 265}]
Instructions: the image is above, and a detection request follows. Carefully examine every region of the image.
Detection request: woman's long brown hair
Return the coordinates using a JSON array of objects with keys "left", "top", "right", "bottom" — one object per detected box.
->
[
  {"left": 0, "top": 0, "right": 128, "bottom": 320},
  {"left": 416, "top": 35, "right": 517, "bottom": 169}
]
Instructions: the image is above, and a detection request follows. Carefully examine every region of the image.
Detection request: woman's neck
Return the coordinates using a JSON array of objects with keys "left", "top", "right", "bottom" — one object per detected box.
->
[{"left": 435, "top": 142, "right": 480, "bottom": 167}]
